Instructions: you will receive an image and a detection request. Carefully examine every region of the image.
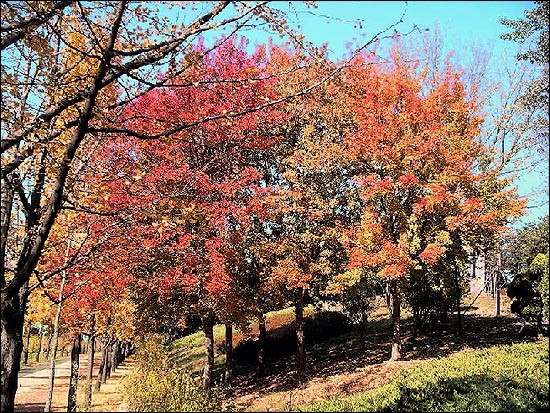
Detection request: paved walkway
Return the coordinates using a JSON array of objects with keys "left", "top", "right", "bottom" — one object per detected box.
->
[{"left": 13, "top": 353, "right": 133, "bottom": 412}]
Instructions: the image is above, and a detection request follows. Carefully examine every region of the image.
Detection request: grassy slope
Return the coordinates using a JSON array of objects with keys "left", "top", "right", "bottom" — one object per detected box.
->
[
  {"left": 298, "top": 340, "right": 549, "bottom": 412},
  {"left": 166, "top": 294, "right": 549, "bottom": 412}
]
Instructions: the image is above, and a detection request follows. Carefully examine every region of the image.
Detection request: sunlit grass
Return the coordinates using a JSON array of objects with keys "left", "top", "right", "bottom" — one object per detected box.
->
[{"left": 296, "top": 339, "right": 549, "bottom": 412}]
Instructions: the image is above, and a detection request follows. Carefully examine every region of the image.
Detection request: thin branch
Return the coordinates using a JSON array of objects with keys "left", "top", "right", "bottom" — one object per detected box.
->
[{"left": 0, "top": 1, "right": 74, "bottom": 50}]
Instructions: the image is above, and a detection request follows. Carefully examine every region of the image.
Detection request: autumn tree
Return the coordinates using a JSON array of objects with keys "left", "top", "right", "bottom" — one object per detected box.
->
[
  {"left": 93, "top": 34, "right": 298, "bottom": 397},
  {"left": 401, "top": 15, "right": 548, "bottom": 315},
  {"left": 326, "top": 41, "right": 525, "bottom": 361},
  {"left": 241, "top": 39, "right": 362, "bottom": 378},
  {"left": 1, "top": 2, "right": 411, "bottom": 406}
]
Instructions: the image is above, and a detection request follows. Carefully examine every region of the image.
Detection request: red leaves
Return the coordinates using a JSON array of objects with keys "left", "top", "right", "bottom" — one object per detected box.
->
[
  {"left": 398, "top": 173, "right": 419, "bottom": 188},
  {"left": 87, "top": 36, "right": 295, "bottom": 327}
]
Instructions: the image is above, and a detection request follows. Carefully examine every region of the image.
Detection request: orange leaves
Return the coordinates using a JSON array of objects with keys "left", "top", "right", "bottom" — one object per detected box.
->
[
  {"left": 419, "top": 243, "right": 447, "bottom": 265},
  {"left": 398, "top": 173, "right": 420, "bottom": 188},
  {"left": 334, "top": 45, "right": 501, "bottom": 287},
  {"left": 347, "top": 235, "right": 412, "bottom": 281},
  {"left": 270, "top": 257, "right": 312, "bottom": 290},
  {"left": 379, "top": 263, "right": 409, "bottom": 279}
]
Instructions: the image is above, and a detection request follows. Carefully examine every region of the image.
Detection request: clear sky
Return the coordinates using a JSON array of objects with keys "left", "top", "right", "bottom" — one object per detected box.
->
[{"left": 276, "top": 1, "right": 534, "bottom": 61}]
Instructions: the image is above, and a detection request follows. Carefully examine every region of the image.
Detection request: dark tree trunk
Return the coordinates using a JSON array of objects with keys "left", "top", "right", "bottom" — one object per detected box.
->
[
  {"left": 224, "top": 324, "right": 233, "bottom": 386},
  {"left": 0, "top": 288, "right": 27, "bottom": 413},
  {"left": 23, "top": 320, "right": 32, "bottom": 365},
  {"left": 495, "top": 246, "right": 502, "bottom": 317},
  {"left": 113, "top": 341, "right": 120, "bottom": 370},
  {"left": 455, "top": 270, "right": 463, "bottom": 335},
  {"left": 35, "top": 327, "right": 43, "bottom": 363},
  {"left": 102, "top": 342, "right": 111, "bottom": 384},
  {"left": 112, "top": 341, "right": 117, "bottom": 371},
  {"left": 202, "top": 313, "right": 215, "bottom": 399},
  {"left": 484, "top": 250, "right": 493, "bottom": 296},
  {"left": 95, "top": 344, "right": 106, "bottom": 392},
  {"left": 295, "top": 290, "right": 306, "bottom": 380},
  {"left": 0, "top": 176, "right": 13, "bottom": 269},
  {"left": 45, "top": 328, "right": 54, "bottom": 360},
  {"left": 389, "top": 281, "right": 402, "bottom": 361},
  {"left": 84, "top": 314, "right": 95, "bottom": 411},
  {"left": 67, "top": 334, "right": 81, "bottom": 412},
  {"left": 257, "top": 314, "right": 267, "bottom": 377}
]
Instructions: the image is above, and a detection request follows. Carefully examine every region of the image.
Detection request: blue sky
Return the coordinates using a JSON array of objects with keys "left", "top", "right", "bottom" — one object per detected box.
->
[{"left": 277, "top": 1, "right": 534, "bottom": 60}]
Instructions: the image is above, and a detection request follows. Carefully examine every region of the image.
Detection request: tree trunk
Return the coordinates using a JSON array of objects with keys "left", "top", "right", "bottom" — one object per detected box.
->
[
  {"left": 0, "top": 176, "right": 13, "bottom": 269},
  {"left": 110, "top": 340, "right": 117, "bottom": 373},
  {"left": 113, "top": 341, "right": 120, "bottom": 370},
  {"left": 454, "top": 268, "right": 463, "bottom": 335},
  {"left": 84, "top": 314, "right": 95, "bottom": 411},
  {"left": 224, "top": 324, "right": 233, "bottom": 386},
  {"left": 44, "top": 270, "right": 67, "bottom": 412},
  {"left": 102, "top": 341, "right": 111, "bottom": 384},
  {"left": 45, "top": 329, "right": 54, "bottom": 360},
  {"left": 257, "top": 314, "right": 267, "bottom": 377},
  {"left": 295, "top": 290, "right": 306, "bottom": 380},
  {"left": 95, "top": 343, "right": 106, "bottom": 392},
  {"left": 0, "top": 10, "right": 126, "bottom": 410},
  {"left": 495, "top": 246, "right": 501, "bottom": 317},
  {"left": 35, "top": 327, "right": 44, "bottom": 363},
  {"left": 389, "top": 281, "right": 402, "bottom": 361},
  {"left": 23, "top": 320, "right": 32, "bottom": 365},
  {"left": 0, "top": 288, "right": 27, "bottom": 413},
  {"left": 202, "top": 313, "right": 215, "bottom": 399},
  {"left": 483, "top": 251, "right": 494, "bottom": 298},
  {"left": 67, "top": 334, "right": 81, "bottom": 412}
]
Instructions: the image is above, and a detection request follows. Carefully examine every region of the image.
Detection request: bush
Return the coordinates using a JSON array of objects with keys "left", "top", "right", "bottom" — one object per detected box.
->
[{"left": 122, "top": 336, "right": 222, "bottom": 412}]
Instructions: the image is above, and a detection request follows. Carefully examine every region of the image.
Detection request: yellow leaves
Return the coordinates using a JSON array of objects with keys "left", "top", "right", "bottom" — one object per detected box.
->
[
  {"left": 26, "top": 286, "right": 54, "bottom": 324},
  {"left": 435, "top": 230, "right": 452, "bottom": 246},
  {"left": 323, "top": 268, "right": 361, "bottom": 295}
]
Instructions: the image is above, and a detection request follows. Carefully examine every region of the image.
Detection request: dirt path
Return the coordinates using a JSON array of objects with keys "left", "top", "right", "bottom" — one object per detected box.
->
[{"left": 14, "top": 354, "right": 134, "bottom": 412}]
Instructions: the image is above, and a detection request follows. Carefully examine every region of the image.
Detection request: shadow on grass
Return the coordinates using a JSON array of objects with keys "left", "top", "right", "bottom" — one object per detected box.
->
[
  {"left": 14, "top": 402, "right": 46, "bottom": 412},
  {"left": 229, "top": 313, "right": 539, "bottom": 401}
]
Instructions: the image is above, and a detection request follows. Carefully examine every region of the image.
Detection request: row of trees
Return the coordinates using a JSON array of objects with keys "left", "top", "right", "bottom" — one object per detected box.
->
[
  {"left": 2, "top": 1, "right": 547, "bottom": 410},
  {"left": 1, "top": 1, "right": 338, "bottom": 410},
  {"left": 61, "top": 33, "right": 527, "bottom": 397}
]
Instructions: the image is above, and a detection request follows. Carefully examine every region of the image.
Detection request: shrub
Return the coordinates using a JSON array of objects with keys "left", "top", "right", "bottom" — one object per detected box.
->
[
  {"left": 122, "top": 336, "right": 222, "bottom": 412},
  {"left": 232, "top": 310, "right": 352, "bottom": 365}
]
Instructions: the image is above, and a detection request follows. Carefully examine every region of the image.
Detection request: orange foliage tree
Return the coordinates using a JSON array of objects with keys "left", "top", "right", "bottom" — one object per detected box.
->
[{"left": 325, "top": 42, "right": 526, "bottom": 361}]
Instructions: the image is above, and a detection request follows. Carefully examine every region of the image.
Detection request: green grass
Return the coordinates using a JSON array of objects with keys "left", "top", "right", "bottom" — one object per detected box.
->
[{"left": 296, "top": 340, "right": 550, "bottom": 412}]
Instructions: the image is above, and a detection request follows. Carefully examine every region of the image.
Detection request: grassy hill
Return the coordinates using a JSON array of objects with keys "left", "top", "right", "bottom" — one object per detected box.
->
[{"left": 122, "top": 293, "right": 549, "bottom": 412}]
